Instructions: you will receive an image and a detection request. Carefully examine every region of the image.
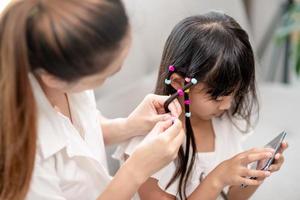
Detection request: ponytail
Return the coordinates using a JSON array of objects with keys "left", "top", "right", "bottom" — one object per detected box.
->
[{"left": 0, "top": 1, "right": 37, "bottom": 199}]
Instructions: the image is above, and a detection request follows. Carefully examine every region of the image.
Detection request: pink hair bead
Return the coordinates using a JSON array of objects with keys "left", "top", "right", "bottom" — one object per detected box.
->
[
  {"left": 185, "top": 77, "right": 191, "bottom": 82},
  {"left": 168, "top": 65, "right": 175, "bottom": 72},
  {"left": 177, "top": 89, "right": 184, "bottom": 96},
  {"left": 184, "top": 100, "right": 191, "bottom": 105}
]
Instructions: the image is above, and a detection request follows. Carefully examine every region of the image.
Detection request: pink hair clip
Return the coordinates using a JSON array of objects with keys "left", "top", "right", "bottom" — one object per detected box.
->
[
  {"left": 168, "top": 65, "right": 175, "bottom": 72},
  {"left": 184, "top": 100, "right": 191, "bottom": 105},
  {"left": 185, "top": 77, "right": 191, "bottom": 83},
  {"left": 177, "top": 89, "right": 184, "bottom": 96}
]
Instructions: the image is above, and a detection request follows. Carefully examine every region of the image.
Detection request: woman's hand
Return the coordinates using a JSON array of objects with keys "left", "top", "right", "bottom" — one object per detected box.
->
[
  {"left": 125, "top": 119, "right": 185, "bottom": 185},
  {"left": 99, "top": 119, "right": 184, "bottom": 200},
  {"left": 210, "top": 148, "right": 275, "bottom": 189},
  {"left": 126, "top": 94, "right": 182, "bottom": 136}
]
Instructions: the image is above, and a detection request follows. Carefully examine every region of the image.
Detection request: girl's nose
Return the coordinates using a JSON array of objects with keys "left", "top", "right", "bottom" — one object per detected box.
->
[{"left": 219, "top": 96, "right": 232, "bottom": 110}]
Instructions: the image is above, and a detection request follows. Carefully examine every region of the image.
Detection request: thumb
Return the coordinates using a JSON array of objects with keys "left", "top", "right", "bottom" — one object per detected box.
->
[
  {"left": 151, "top": 119, "right": 173, "bottom": 134},
  {"left": 161, "top": 119, "right": 183, "bottom": 140},
  {"left": 152, "top": 113, "right": 173, "bottom": 123}
]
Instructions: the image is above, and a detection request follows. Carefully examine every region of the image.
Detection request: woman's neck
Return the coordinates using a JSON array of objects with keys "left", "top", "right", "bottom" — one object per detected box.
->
[{"left": 36, "top": 75, "right": 71, "bottom": 120}]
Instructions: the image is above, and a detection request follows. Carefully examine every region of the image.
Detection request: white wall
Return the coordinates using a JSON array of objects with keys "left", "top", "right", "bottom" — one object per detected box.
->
[{"left": 0, "top": 0, "right": 11, "bottom": 13}]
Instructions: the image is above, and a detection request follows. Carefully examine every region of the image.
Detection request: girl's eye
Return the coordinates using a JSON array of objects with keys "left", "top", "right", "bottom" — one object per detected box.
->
[{"left": 215, "top": 97, "right": 223, "bottom": 102}]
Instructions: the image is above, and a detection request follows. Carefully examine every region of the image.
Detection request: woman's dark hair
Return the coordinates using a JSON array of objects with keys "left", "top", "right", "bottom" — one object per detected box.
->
[
  {"left": 0, "top": 0, "right": 128, "bottom": 199},
  {"left": 155, "top": 12, "right": 257, "bottom": 199}
]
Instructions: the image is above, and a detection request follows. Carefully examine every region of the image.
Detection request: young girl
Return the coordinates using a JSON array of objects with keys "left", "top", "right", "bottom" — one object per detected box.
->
[
  {"left": 114, "top": 12, "right": 287, "bottom": 200},
  {"left": 0, "top": 1, "right": 185, "bottom": 199}
]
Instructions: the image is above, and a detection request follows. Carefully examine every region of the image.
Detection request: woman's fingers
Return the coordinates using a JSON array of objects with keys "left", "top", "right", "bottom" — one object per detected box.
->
[
  {"left": 154, "top": 120, "right": 173, "bottom": 133},
  {"left": 159, "top": 119, "right": 184, "bottom": 159},
  {"left": 150, "top": 94, "right": 182, "bottom": 117},
  {"left": 167, "top": 98, "right": 182, "bottom": 117},
  {"left": 162, "top": 119, "right": 183, "bottom": 140}
]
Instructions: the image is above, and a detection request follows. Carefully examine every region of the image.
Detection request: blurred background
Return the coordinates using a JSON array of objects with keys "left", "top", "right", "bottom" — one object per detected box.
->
[{"left": 2, "top": 0, "right": 299, "bottom": 199}]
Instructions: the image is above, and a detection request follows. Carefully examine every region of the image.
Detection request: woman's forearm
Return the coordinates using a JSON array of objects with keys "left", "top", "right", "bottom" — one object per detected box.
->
[
  {"left": 97, "top": 157, "right": 145, "bottom": 200},
  {"left": 101, "top": 117, "right": 137, "bottom": 145}
]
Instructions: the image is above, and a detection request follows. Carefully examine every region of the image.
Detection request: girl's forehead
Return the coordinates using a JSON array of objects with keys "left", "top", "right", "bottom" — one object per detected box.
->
[{"left": 192, "top": 82, "right": 208, "bottom": 91}]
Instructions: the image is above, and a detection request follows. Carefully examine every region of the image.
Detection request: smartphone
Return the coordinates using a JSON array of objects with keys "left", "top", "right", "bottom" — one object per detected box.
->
[
  {"left": 241, "top": 131, "right": 287, "bottom": 188},
  {"left": 259, "top": 131, "right": 287, "bottom": 170}
]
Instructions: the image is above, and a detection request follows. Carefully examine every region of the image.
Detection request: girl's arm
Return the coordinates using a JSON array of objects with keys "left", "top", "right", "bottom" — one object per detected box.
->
[
  {"left": 138, "top": 148, "right": 274, "bottom": 200},
  {"left": 226, "top": 184, "right": 260, "bottom": 200},
  {"left": 100, "top": 94, "right": 181, "bottom": 145},
  {"left": 138, "top": 174, "right": 224, "bottom": 200}
]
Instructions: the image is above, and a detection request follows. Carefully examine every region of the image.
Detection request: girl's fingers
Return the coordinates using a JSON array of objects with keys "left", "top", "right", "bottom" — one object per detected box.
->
[
  {"left": 243, "top": 147, "right": 274, "bottom": 155},
  {"left": 278, "top": 142, "right": 288, "bottom": 154},
  {"left": 242, "top": 151, "right": 273, "bottom": 165},
  {"left": 242, "top": 168, "right": 271, "bottom": 178},
  {"left": 240, "top": 177, "right": 264, "bottom": 186},
  {"left": 268, "top": 164, "right": 280, "bottom": 172},
  {"left": 269, "top": 156, "right": 284, "bottom": 172}
]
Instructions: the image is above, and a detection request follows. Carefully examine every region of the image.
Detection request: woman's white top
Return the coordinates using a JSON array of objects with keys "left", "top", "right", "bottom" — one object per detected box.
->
[
  {"left": 114, "top": 115, "right": 253, "bottom": 200},
  {"left": 26, "top": 74, "right": 112, "bottom": 200}
]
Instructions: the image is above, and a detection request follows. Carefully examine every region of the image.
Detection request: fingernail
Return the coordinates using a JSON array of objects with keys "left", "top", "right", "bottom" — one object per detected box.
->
[
  {"left": 276, "top": 154, "right": 280, "bottom": 159},
  {"left": 265, "top": 171, "right": 271, "bottom": 176},
  {"left": 267, "top": 148, "right": 275, "bottom": 152},
  {"left": 267, "top": 152, "right": 273, "bottom": 157},
  {"left": 171, "top": 117, "right": 177, "bottom": 124}
]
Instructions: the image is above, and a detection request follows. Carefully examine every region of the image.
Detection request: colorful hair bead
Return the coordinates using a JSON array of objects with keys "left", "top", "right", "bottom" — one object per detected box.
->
[
  {"left": 185, "top": 112, "right": 191, "bottom": 118},
  {"left": 164, "top": 79, "right": 171, "bottom": 85},
  {"left": 177, "top": 89, "right": 184, "bottom": 96},
  {"left": 185, "top": 88, "right": 190, "bottom": 93},
  {"left": 185, "top": 77, "right": 191, "bottom": 83},
  {"left": 191, "top": 78, "right": 197, "bottom": 85},
  {"left": 184, "top": 100, "right": 191, "bottom": 105},
  {"left": 168, "top": 65, "right": 175, "bottom": 72}
]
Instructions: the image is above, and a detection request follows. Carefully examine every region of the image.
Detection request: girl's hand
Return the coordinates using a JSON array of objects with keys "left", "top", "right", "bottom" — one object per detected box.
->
[
  {"left": 267, "top": 142, "right": 288, "bottom": 173},
  {"left": 126, "top": 94, "right": 182, "bottom": 136},
  {"left": 126, "top": 119, "right": 185, "bottom": 184},
  {"left": 211, "top": 148, "right": 275, "bottom": 188}
]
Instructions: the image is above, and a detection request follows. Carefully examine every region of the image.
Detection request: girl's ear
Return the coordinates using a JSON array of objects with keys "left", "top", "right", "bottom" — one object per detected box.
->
[{"left": 170, "top": 73, "right": 185, "bottom": 90}]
